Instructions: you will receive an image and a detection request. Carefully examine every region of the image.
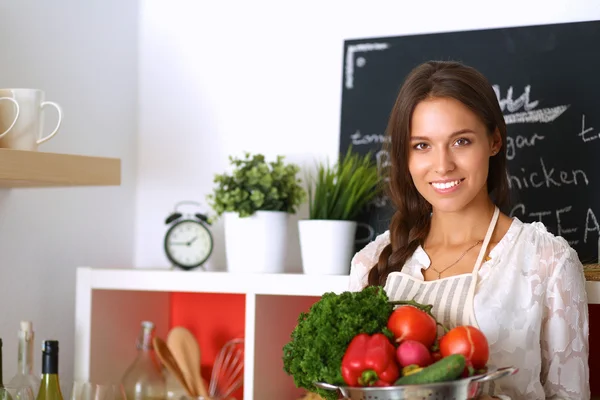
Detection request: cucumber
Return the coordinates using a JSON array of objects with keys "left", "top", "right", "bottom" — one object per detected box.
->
[{"left": 394, "top": 354, "right": 466, "bottom": 385}]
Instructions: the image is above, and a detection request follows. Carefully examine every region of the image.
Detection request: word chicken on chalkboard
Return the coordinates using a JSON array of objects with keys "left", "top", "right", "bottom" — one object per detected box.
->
[{"left": 339, "top": 20, "right": 600, "bottom": 264}]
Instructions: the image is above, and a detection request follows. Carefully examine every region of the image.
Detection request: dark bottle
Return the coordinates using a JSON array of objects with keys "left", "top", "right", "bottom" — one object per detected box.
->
[
  {"left": 0, "top": 338, "right": 4, "bottom": 388},
  {"left": 36, "top": 341, "right": 64, "bottom": 400}
]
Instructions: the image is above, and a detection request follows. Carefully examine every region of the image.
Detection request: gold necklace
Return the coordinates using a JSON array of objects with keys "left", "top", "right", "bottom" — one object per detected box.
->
[{"left": 429, "top": 240, "right": 483, "bottom": 279}]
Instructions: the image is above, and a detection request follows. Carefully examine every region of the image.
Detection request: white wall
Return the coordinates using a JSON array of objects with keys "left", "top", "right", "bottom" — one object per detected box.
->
[
  {"left": 0, "top": 0, "right": 138, "bottom": 386},
  {"left": 135, "top": 0, "right": 600, "bottom": 271}
]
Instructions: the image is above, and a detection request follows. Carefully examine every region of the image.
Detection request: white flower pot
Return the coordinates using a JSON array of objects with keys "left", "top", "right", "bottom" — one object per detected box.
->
[
  {"left": 298, "top": 219, "right": 358, "bottom": 275},
  {"left": 224, "top": 210, "right": 289, "bottom": 274}
]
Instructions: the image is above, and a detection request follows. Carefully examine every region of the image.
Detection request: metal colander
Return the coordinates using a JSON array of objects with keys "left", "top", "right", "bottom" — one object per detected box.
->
[{"left": 314, "top": 366, "right": 517, "bottom": 400}]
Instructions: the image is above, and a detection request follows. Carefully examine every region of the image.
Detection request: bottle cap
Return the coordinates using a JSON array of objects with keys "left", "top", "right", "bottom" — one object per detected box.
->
[
  {"left": 141, "top": 321, "right": 154, "bottom": 329},
  {"left": 42, "top": 340, "right": 59, "bottom": 353},
  {"left": 20, "top": 321, "right": 33, "bottom": 332}
]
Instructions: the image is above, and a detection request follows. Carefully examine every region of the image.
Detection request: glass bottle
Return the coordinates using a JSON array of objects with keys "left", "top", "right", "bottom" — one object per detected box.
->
[
  {"left": 8, "top": 321, "right": 41, "bottom": 395},
  {"left": 36, "top": 340, "right": 64, "bottom": 400},
  {"left": 121, "top": 321, "right": 166, "bottom": 400},
  {"left": 1, "top": 338, "right": 15, "bottom": 400},
  {"left": 0, "top": 338, "right": 5, "bottom": 388}
]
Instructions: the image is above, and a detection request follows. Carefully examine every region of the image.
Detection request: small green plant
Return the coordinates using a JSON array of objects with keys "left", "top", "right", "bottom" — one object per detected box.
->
[
  {"left": 306, "top": 147, "right": 382, "bottom": 220},
  {"left": 206, "top": 152, "right": 307, "bottom": 219}
]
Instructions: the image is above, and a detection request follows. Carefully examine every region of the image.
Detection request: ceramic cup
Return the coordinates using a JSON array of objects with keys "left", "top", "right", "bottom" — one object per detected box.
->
[{"left": 0, "top": 88, "right": 62, "bottom": 151}]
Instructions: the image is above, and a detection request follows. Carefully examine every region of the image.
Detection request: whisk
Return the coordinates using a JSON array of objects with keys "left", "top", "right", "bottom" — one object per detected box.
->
[{"left": 208, "top": 338, "right": 244, "bottom": 399}]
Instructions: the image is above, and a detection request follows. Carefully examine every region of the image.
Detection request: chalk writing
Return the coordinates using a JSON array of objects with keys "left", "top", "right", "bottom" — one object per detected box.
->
[
  {"left": 355, "top": 222, "right": 375, "bottom": 245},
  {"left": 556, "top": 206, "right": 578, "bottom": 238},
  {"left": 376, "top": 149, "right": 391, "bottom": 176},
  {"left": 506, "top": 133, "right": 545, "bottom": 160},
  {"left": 493, "top": 85, "right": 539, "bottom": 112},
  {"left": 350, "top": 130, "right": 387, "bottom": 145},
  {"left": 507, "top": 158, "right": 589, "bottom": 190},
  {"left": 509, "top": 204, "right": 599, "bottom": 247},
  {"left": 579, "top": 114, "right": 599, "bottom": 143},
  {"left": 586, "top": 208, "right": 600, "bottom": 244},
  {"left": 493, "top": 84, "right": 570, "bottom": 124},
  {"left": 345, "top": 43, "right": 390, "bottom": 90},
  {"left": 504, "top": 105, "right": 570, "bottom": 124},
  {"left": 372, "top": 194, "right": 390, "bottom": 208}
]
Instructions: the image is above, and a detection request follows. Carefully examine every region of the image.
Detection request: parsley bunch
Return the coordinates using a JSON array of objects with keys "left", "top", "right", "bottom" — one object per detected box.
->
[{"left": 282, "top": 286, "right": 393, "bottom": 400}]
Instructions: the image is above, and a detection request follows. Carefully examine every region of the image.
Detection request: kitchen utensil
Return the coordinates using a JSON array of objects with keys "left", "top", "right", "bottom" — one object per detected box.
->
[
  {"left": 208, "top": 338, "right": 244, "bottom": 399},
  {"left": 314, "top": 366, "right": 518, "bottom": 400},
  {"left": 152, "top": 337, "right": 195, "bottom": 397},
  {"left": 167, "top": 327, "right": 210, "bottom": 398}
]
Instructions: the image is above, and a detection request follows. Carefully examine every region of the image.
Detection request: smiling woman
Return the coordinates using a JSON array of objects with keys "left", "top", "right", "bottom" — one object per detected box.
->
[
  {"left": 348, "top": 61, "right": 590, "bottom": 400},
  {"left": 408, "top": 97, "right": 502, "bottom": 214}
]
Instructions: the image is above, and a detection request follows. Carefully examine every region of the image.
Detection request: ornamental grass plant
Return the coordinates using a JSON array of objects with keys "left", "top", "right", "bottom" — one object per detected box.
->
[{"left": 306, "top": 147, "right": 382, "bottom": 221}]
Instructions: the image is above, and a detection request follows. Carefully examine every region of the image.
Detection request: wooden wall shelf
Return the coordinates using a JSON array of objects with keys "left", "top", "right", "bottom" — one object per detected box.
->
[{"left": 0, "top": 148, "right": 121, "bottom": 187}]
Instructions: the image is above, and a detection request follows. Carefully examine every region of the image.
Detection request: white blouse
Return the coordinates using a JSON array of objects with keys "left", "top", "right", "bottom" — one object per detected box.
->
[{"left": 348, "top": 217, "right": 590, "bottom": 399}]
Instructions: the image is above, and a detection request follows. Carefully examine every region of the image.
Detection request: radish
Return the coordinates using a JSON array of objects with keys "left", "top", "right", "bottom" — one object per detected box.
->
[{"left": 396, "top": 340, "right": 433, "bottom": 368}]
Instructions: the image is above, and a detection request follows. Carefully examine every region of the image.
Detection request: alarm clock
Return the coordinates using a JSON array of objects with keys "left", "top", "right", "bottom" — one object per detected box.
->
[{"left": 164, "top": 201, "right": 213, "bottom": 270}]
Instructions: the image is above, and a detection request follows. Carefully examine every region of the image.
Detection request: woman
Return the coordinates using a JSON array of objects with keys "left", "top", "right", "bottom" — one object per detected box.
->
[{"left": 348, "top": 61, "right": 590, "bottom": 399}]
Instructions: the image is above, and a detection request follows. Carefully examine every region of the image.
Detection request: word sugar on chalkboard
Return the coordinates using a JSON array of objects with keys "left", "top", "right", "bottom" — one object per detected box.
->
[{"left": 339, "top": 20, "right": 600, "bottom": 263}]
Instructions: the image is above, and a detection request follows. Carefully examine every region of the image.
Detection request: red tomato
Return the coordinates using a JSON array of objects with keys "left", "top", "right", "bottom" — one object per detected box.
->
[
  {"left": 387, "top": 305, "right": 437, "bottom": 348},
  {"left": 439, "top": 325, "right": 489, "bottom": 369}
]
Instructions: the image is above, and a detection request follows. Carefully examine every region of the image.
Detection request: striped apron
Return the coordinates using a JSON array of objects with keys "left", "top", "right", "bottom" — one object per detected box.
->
[{"left": 384, "top": 207, "right": 500, "bottom": 394}]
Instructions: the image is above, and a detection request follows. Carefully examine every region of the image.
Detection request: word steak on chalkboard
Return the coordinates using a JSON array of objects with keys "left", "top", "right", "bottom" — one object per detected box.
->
[{"left": 339, "top": 20, "right": 600, "bottom": 263}]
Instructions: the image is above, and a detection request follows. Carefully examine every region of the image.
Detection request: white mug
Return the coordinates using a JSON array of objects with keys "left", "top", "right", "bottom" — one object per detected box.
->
[
  {"left": 0, "top": 97, "right": 19, "bottom": 140},
  {"left": 0, "top": 88, "right": 62, "bottom": 151}
]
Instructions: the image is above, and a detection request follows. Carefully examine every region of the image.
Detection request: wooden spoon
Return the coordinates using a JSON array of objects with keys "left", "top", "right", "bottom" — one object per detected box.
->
[
  {"left": 152, "top": 337, "right": 196, "bottom": 397},
  {"left": 167, "top": 326, "right": 210, "bottom": 399}
]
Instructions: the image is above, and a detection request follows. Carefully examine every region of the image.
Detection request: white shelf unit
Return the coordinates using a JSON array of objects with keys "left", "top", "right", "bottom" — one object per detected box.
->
[
  {"left": 74, "top": 267, "right": 600, "bottom": 400},
  {"left": 586, "top": 281, "right": 600, "bottom": 304},
  {"left": 74, "top": 267, "right": 351, "bottom": 400}
]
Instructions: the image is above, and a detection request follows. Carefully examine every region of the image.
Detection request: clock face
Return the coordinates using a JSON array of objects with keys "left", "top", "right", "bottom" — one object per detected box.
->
[{"left": 165, "top": 220, "right": 213, "bottom": 268}]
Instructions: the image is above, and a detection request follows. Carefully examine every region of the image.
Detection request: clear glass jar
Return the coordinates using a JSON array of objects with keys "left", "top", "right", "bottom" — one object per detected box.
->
[
  {"left": 164, "top": 369, "right": 187, "bottom": 400},
  {"left": 121, "top": 321, "right": 166, "bottom": 400}
]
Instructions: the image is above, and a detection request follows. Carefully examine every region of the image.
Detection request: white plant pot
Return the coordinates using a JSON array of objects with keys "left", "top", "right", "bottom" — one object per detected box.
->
[
  {"left": 298, "top": 219, "right": 358, "bottom": 275},
  {"left": 224, "top": 210, "right": 289, "bottom": 274}
]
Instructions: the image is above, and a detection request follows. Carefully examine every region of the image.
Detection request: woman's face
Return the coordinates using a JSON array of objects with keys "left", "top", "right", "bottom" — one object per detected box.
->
[{"left": 408, "top": 96, "right": 501, "bottom": 213}]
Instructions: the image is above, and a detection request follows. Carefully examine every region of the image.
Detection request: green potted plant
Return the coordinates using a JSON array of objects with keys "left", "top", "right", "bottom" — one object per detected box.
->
[
  {"left": 207, "top": 152, "right": 306, "bottom": 274},
  {"left": 299, "top": 147, "right": 382, "bottom": 275}
]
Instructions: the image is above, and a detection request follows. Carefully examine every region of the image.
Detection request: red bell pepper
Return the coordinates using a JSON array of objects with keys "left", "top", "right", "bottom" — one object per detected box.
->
[{"left": 341, "top": 333, "right": 400, "bottom": 387}]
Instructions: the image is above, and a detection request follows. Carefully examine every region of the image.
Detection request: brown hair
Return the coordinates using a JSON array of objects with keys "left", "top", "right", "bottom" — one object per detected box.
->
[{"left": 367, "top": 60, "right": 510, "bottom": 287}]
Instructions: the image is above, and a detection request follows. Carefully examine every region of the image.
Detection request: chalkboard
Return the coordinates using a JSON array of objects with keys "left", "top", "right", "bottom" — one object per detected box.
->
[{"left": 339, "top": 20, "right": 600, "bottom": 264}]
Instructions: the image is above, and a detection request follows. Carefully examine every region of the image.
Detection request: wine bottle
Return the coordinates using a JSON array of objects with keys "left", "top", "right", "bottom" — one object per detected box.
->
[
  {"left": 8, "top": 321, "right": 41, "bottom": 395},
  {"left": 36, "top": 341, "right": 64, "bottom": 400},
  {"left": 121, "top": 321, "right": 166, "bottom": 400},
  {"left": 1, "top": 338, "right": 15, "bottom": 400},
  {"left": 0, "top": 338, "right": 5, "bottom": 388}
]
